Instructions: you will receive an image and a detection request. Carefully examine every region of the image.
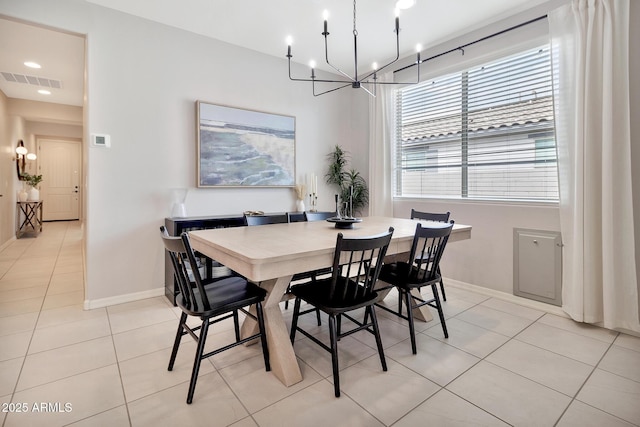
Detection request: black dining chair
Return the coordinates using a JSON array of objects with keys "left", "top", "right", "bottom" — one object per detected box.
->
[
  {"left": 410, "top": 209, "right": 451, "bottom": 301},
  {"left": 244, "top": 213, "right": 289, "bottom": 226},
  {"left": 286, "top": 212, "right": 306, "bottom": 223},
  {"left": 283, "top": 211, "right": 334, "bottom": 322},
  {"left": 290, "top": 227, "right": 394, "bottom": 397},
  {"left": 374, "top": 221, "right": 454, "bottom": 354},
  {"left": 303, "top": 211, "right": 335, "bottom": 222},
  {"left": 159, "top": 227, "right": 270, "bottom": 404}
]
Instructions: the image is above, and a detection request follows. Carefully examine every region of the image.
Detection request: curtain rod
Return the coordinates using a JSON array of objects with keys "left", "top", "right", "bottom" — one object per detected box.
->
[{"left": 394, "top": 15, "right": 548, "bottom": 74}]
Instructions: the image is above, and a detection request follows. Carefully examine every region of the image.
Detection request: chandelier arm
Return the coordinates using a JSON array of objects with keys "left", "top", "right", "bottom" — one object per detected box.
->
[
  {"left": 358, "top": 84, "right": 376, "bottom": 97},
  {"left": 358, "top": 25, "right": 401, "bottom": 82},
  {"left": 323, "top": 33, "right": 357, "bottom": 82},
  {"left": 289, "top": 57, "right": 353, "bottom": 84},
  {"left": 369, "top": 58, "right": 421, "bottom": 85},
  {"left": 313, "top": 82, "right": 353, "bottom": 97}
]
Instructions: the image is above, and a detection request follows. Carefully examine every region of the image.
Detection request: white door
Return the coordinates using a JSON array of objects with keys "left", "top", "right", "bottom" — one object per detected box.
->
[{"left": 38, "top": 139, "right": 81, "bottom": 221}]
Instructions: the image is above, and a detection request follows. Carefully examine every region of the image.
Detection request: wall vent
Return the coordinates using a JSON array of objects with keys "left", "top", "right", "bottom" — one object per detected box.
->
[
  {"left": 1, "top": 71, "right": 62, "bottom": 89},
  {"left": 513, "top": 228, "right": 562, "bottom": 306}
]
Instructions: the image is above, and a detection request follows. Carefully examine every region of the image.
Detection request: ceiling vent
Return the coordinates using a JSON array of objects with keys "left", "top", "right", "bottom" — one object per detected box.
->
[{"left": 1, "top": 71, "right": 62, "bottom": 89}]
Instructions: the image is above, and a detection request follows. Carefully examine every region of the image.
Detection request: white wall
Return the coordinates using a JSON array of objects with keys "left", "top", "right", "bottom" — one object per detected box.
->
[
  {"left": 395, "top": 199, "right": 560, "bottom": 294},
  {"left": 0, "top": 0, "right": 370, "bottom": 305}
]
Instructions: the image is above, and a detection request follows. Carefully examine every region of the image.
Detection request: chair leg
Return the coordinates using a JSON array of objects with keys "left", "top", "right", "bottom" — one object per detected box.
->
[
  {"left": 328, "top": 314, "right": 341, "bottom": 397},
  {"left": 404, "top": 290, "right": 418, "bottom": 354},
  {"left": 284, "top": 284, "right": 291, "bottom": 309},
  {"left": 186, "top": 318, "right": 209, "bottom": 404},
  {"left": 315, "top": 308, "right": 322, "bottom": 326},
  {"left": 437, "top": 266, "right": 446, "bottom": 301},
  {"left": 168, "top": 312, "right": 187, "bottom": 371},
  {"left": 367, "top": 306, "right": 387, "bottom": 372},
  {"left": 290, "top": 297, "right": 302, "bottom": 343},
  {"left": 233, "top": 310, "right": 241, "bottom": 342},
  {"left": 432, "top": 284, "right": 449, "bottom": 339},
  {"left": 255, "top": 301, "right": 271, "bottom": 372}
]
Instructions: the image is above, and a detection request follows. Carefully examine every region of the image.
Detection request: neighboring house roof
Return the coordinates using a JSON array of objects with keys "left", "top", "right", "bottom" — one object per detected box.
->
[{"left": 401, "top": 96, "right": 554, "bottom": 142}]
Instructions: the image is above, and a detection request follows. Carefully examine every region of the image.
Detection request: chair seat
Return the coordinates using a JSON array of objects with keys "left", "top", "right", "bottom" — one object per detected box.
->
[
  {"left": 290, "top": 277, "right": 381, "bottom": 314},
  {"left": 378, "top": 262, "right": 440, "bottom": 290},
  {"left": 177, "top": 276, "right": 267, "bottom": 317}
]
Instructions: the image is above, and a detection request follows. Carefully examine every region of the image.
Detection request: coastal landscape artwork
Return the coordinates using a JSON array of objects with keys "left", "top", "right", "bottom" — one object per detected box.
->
[{"left": 197, "top": 101, "right": 296, "bottom": 187}]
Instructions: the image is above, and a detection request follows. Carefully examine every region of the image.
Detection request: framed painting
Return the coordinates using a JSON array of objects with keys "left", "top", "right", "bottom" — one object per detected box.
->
[{"left": 197, "top": 101, "right": 296, "bottom": 187}]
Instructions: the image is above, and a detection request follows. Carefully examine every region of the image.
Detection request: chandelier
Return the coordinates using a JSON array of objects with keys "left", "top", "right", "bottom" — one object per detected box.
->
[{"left": 286, "top": 0, "right": 422, "bottom": 97}]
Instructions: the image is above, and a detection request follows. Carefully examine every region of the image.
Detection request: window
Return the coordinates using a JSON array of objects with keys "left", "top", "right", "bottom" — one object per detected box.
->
[{"left": 394, "top": 46, "right": 558, "bottom": 202}]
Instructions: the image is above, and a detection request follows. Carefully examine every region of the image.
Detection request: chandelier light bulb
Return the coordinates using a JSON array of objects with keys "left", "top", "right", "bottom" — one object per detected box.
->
[
  {"left": 286, "top": 36, "right": 293, "bottom": 46},
  {"left": 323, "top": 10, "right": 329, "bottom": 21},
  {"left": 372, "top": 62, "right": 378, "bottom": 71},
  {"left": 309, "top": 60, "right": 316, "bottom": 69},
  {"left": 396, "top": 0, "right": 416, "bottom": 10}
]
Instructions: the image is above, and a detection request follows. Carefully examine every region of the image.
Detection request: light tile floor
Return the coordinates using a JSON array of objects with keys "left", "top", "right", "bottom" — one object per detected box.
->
[{"left": 1, "top": 221, "right": 639, "bottom": 426}]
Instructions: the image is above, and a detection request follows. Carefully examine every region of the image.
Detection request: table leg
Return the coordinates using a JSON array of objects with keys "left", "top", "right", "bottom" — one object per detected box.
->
[{"left": 241, "top": 275, "right": 302, "bottom": 387}]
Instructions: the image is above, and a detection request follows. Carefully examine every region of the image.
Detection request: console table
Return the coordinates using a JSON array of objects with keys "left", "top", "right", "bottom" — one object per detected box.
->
[{"left": 16, "top": 201, "right": 43, "bottom": 238}]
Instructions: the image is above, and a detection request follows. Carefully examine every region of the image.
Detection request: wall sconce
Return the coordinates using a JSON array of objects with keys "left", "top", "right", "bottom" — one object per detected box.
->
[{"left": 15, "top": 140, "right": 36, "bottom": 180}]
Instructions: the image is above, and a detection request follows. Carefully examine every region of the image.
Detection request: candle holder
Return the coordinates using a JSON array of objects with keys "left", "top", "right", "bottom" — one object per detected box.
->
[{"left": 309, "top": 192, "right": 318, "bottom": 212}]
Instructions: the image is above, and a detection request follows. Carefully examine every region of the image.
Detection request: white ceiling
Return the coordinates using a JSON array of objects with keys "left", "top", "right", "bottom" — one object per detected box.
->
[
  {"left": 0, "top": 18, "right": 85, "bottom": 107},
  {"left": 0, "top": 0, "right": 548, "bottom": 107}
]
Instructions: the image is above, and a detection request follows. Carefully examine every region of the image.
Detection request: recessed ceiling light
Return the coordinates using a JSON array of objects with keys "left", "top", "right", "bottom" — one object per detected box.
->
[
  {"left": 38, "top": 89, "right": 51, "bottom": 95},
  {"left": 24, "top": 61, "right": 42, "bottom": 69},
  {"left": 396, "top": 0, "right": 416, "bottom": 9}
]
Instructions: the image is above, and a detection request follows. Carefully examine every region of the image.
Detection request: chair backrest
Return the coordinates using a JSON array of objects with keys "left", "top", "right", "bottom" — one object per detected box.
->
[
  {"left": 328, "top": 227, "right": 394, "bottom": 301},
  {"left": 244, "top": 214, "right": 289, "bottom": 226},
  {"left": 159, "top": 226, "right": 210, "bottom": 312},
  {"left": 410, "top": 209, "right": 450, "bottom": 223},
  {"left": 407, "top": 221, "right": 454, "bottom": 283},
  {"left": 287, "top": 212, "right": 306, "bottom": 223},
  {"left": 304, "top": 211, "right": 335, "bottom": 222}
]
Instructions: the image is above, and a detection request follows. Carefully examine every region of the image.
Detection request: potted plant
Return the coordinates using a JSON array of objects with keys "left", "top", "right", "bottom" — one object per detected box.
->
[
  {"left": 21, "top": 172, "right": 43, "bottom": 201},
  {"left": 325, "top": 145, "right": 369, "bottom": 216}
]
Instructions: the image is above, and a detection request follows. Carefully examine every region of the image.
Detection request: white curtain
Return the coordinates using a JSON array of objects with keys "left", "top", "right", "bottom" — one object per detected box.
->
[
  {"left": 550, "top": 0, "right": 639, "bottom": 333},
  {"left": 368, "top": 73, "right": 395, "bottom": 217}
]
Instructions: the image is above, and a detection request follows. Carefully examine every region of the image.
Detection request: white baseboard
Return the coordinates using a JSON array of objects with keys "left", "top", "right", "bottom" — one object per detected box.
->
[
  {"left": 84, "top": 287, "right": 166, "bottom": 310},
  {"left": 444, "top": 277, "right": 570, "bottom": 318}
]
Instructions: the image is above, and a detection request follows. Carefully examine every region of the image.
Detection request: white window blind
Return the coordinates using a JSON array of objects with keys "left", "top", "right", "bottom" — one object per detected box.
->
[{"left": 394, "top": 45, "right": 558, "bottom": 202}]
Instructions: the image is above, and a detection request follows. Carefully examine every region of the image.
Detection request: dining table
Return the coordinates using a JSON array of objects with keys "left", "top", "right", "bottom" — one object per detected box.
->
[{"left": 189, "top": 215, "right": 471, "bottom": 387}]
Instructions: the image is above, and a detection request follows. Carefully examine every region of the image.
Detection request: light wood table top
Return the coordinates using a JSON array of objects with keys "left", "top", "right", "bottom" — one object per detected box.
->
[{"left": 189, "top": 216, "right": 472, "bottom": 386}]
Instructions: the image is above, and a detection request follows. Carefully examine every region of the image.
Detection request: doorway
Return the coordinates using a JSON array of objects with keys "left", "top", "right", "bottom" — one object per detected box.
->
[{"left": 38, "top": 138, "right": 82, "bottom": 221}]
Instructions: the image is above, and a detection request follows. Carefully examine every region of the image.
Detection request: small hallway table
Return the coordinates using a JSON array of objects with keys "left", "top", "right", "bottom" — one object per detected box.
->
[
  {"left": 16, "top": 200, "right": 43, "bottom": 238},
  {"left": 189, "top": 216, "right": 472, "bottom": 387}
]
